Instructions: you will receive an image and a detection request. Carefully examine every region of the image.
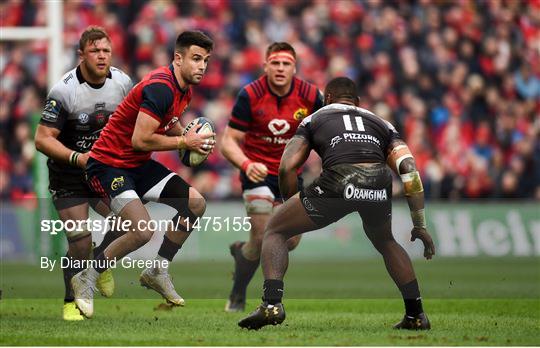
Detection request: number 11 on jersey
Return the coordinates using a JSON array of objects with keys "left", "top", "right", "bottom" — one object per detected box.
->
[{"left": 342, "top": 114, "right": 365, "bottom": 132}]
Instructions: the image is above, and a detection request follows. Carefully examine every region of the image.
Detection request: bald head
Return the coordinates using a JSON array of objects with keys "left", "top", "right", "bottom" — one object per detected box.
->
[{"left": 324, "top": 77, "right": 359, "bottom": 106}]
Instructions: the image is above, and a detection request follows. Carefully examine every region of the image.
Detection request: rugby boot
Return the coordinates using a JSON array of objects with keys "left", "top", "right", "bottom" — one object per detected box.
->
[
  {"left": 96, "top": 268, "right": 114, "bottom": 298},
  {"left": 393, "top": 312, "right": 431, "bottom": 330},
  {"left": 62, "top": 301, "right": 85, "bottom": 321},
  {"left": 71, "top": 270, "right": 97, "bottom": 318},
  {"left": 225, "top": 293, "right": 246, "bottom": 312},
  {"left": 140, "top": 268, "right": 185, "bottom": 306},
  {"left": 238, "top": 302, "right": 286, "bottom": 330}
]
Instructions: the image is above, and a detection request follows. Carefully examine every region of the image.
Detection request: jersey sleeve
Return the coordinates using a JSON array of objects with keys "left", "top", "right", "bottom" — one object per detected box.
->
[
  {"left": 39, "top": 83, "right": 70, "bottom": 130},
  {"left": 110, "top": 66, "right": 133, "bottom": 97},
  {"left": 229, "top": 89, "right": 252, "bottom": 132},
  {"left": 120, "top": 72, "right": 133, "bottom": 97},
  {"left": 383, "top": 119, "right": 402, "bottom": 146},
  {"left": 140, "top": 82, "right": 174, "bottom": 121},
  {"left": 295, "top": 115, "right": 314, "bottom": 144},
  {"left": 312, "top": 89, "right": 324, "bottom": 112}
]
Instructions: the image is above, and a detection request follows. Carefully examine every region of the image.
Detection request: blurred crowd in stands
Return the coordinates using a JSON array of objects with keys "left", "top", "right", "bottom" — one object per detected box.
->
[{"left": 1, "top": 0, "right": 539, "bottom": 202}]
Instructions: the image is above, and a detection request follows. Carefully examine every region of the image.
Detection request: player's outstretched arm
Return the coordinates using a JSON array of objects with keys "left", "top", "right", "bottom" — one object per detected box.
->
[
  {"left": 221, "top": 126, "right": 267, "bottom": 183},
  {"left": 132, "top": 111, "right": 214, "bottom": 154},
  {"left": 35, "top": 124, "right": 88, "bottom": 169},
  {"left": 387, "top": 139, "right": 435, "bottom": 259},
  {"left": 279, "top": 135, "right": 311, "bottom": 200}
]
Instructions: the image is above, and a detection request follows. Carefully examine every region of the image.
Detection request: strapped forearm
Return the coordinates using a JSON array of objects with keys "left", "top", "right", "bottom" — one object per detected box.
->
[
  {"left": 401, "top": 168, "right": 426, "bottom": 228},
  {"left": 388, "top": 140, "right": 426, "bottom": 228}
]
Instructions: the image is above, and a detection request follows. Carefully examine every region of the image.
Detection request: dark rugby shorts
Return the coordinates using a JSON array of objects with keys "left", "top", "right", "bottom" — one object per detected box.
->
[
  {"left": 48, "top": 169, "right": 99, "bottom": 210},
  {"left": 299, "top": 163, "right": 392, "bottom": 228},
  {"left": 240, "top": 172, "right": 304, "bottom": 202},
  {"left": 85, "top": 157, "right": 191, "bottom": 209}
]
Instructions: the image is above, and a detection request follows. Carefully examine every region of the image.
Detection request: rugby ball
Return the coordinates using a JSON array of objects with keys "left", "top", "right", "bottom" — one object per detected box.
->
[{"left": 179, "top": 117, "right": 216, "bottom": 167}]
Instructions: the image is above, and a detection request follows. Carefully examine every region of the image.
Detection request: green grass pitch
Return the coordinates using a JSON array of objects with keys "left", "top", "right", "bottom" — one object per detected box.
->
[{"left": 1, "top": 257, "right": 539, "bottom": 345}]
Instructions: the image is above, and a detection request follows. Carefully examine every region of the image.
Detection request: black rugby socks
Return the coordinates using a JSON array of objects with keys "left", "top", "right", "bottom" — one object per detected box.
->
[
  {"left": 157, "top": 235, "right": 182, "bottom": 262},
  {"left": 399, "top": 279, "right": 424, "bottom": 316},
  {"left": 263, "top": 279, "right": 284, "bottom": 305},
  {"left": 231, "top": 248, "right": 260, "bottom": 300},
  {"left": 93, "top": 229, "right": 123, "bottom": 258},
  {"left": 62, "top": 253, "right": 82, "bottom": 302}
]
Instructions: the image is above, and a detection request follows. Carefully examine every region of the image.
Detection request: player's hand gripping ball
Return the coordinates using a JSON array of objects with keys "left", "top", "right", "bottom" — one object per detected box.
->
[{"left": 179, "top": 117, "right": 216, "bottom": 167}]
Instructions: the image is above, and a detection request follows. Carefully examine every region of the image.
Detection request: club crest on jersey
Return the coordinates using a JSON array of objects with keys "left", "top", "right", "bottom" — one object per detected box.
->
[
  {"left": 96, "top": 113, "right": 106, "bottom": 126},
  {"left": 268, "top": 119, "right": 290, "bottom": 136},
  {"left": 78, "top": 113, "right": 89, "bottom": 124},
  {"left": 111, "top": 176, "right": 125, "bottom": 191},
  {"left": 330, "top": 136, "right": 342, "bottom": 148},
  {"left": 293, "top": 107, "right": 308, "bottom": 121}
]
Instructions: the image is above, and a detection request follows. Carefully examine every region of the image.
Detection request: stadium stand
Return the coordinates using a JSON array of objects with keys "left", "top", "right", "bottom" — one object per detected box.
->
[{"left": 1, "top": 0, "right": 539, "bottom": 202}]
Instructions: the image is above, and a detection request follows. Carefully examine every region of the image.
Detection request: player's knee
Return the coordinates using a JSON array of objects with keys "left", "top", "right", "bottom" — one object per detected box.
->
[
  {"left": 367, "top": 232, "right": 396, "bottom": 254},
  {"left": 263, "top": 222, "right": 282, "bottom": 240},
  {"left": 250, "top": 233, "right": 264, "bottom": 250},
  {"left": 131, "top": 226, "right": 153, "bottom": 246},
  {"left": 67, "top": 234, "right": 92, "bottom": 259},
  {"left": 188, "top": 199, "right": 206, "bottom": 219},
  {"left": 188, "top": 188, "right": 206, "bottom": 218},
  {"left": 363, "top": 221, "right": 394, "bottom": 245}
]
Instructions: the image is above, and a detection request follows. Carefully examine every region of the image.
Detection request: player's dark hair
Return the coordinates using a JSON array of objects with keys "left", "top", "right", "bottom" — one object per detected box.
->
[
  {"left": 175, "top": 31, "right": 214, "bottom": 54},
  {"left": 324, "top": 77, "right": 358, "bottom": 103},
  {"left": 79, "top": 26, "right": 110, "bottom": 51},
  {"left": 266, "top": 42, "right": 296, "bottom": 59}
]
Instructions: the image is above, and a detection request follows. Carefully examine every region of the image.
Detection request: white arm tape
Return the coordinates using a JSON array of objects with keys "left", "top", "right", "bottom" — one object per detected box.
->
[
  {"left": 400, "top": 172, "right": 416, "bottom": 182},
  {"left": 393, "top": 145, "right": 408, "bottom": 151},
  {"left": 396, "top": 154, "right": 414, "bottom": 175}
]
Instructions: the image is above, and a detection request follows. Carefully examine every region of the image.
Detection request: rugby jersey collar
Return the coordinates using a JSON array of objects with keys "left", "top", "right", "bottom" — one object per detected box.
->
[
  {"left": 265, "top": 75, "right": 295, "bottom": 99},
  {"left": 169, "top": 64, "right": 188, "bottom": 94},
  {"left": 76, "top": 65, "right": 112, "bottom": 89}
]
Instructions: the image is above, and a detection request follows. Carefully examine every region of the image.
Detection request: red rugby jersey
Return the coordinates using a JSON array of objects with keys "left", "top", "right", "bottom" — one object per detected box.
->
[
  {"left": 229, "top": 75, "right": 323, "bottom": 175},
  {"left": 90, "top": 65, "right": 191, "bottom": 168}
]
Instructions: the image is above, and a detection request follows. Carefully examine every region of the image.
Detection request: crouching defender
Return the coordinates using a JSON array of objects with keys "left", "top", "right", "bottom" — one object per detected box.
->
[
  {"left": 239, "top": 77, "right": 435, "bottom": 330},
  {"left": 71, "top": 31, "right": 215, "bottom": 318}
]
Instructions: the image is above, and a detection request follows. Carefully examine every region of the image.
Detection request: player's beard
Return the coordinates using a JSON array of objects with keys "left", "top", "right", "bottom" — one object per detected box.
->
[{"left": 84, "top": 61, "right": 110, "bottom": 82}]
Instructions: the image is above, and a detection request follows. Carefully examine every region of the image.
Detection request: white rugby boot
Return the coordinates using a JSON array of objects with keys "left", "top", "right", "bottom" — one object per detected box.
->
[
  {"left": 140, "top": 268, "right": 185, "bottom": 306},
  {"left": 71, "top": 269, "right": 98, "bottom": 318}
]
